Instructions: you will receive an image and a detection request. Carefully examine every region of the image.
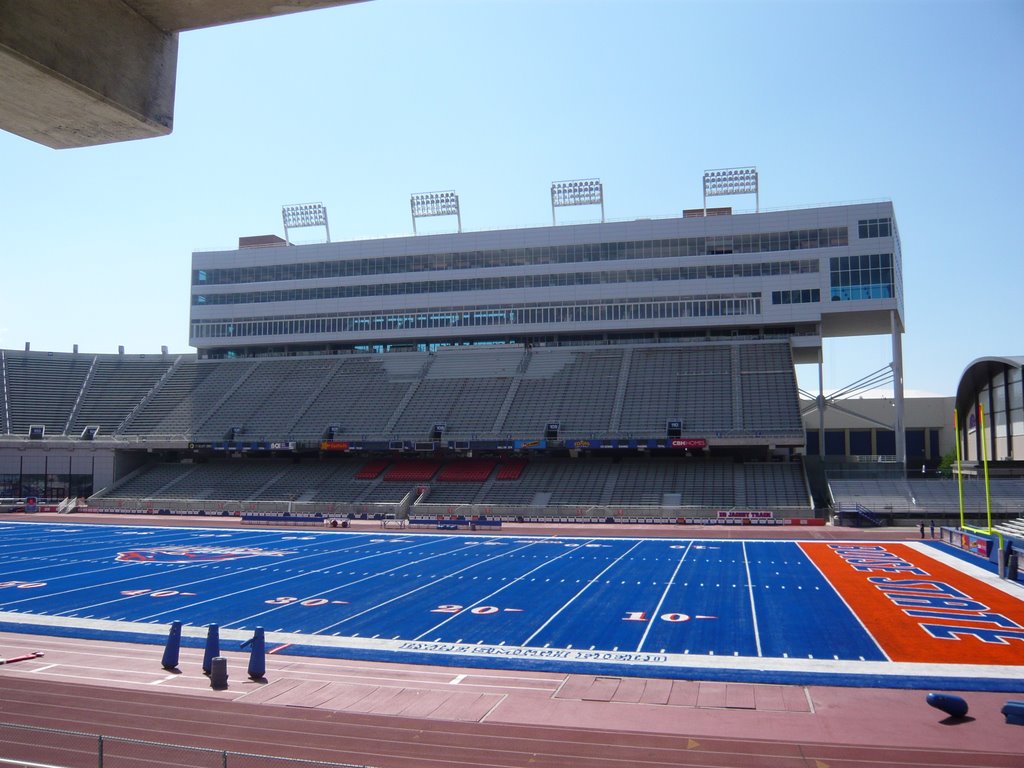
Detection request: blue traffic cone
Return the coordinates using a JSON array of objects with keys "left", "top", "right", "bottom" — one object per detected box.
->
[
  {"left": 202, "top": 624, "right": 220, "bottom": 675},
  {"left": 161, "top": 621, "right": 182, "bottom": 670},
  {"left": 241, "top": 627, "right": 266, "bottom": 680}
]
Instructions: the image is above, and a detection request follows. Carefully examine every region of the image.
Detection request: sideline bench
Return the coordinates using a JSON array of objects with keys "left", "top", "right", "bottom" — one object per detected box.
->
[
  {"left": 241, "top": 513, "right": 324, "bottom": 527},
  {"left": 408, "top": 517, "right": 502, "bottom": 530}
]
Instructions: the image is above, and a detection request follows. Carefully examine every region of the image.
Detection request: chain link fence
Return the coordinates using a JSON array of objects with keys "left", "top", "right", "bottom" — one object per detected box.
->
[{"left": 0, "top": 722, "right": 370, "bottom": 768}]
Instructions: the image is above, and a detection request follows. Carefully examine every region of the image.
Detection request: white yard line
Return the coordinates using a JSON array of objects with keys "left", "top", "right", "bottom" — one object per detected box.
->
[
  {"left": 742, "top": 541, "right": 763, "bottom": 657},
  {"left": 521, "top": 539, "right": 647, "bottom": 647},
  {"left": 635, "top": 541, "right": 693, "bottom": 653}
]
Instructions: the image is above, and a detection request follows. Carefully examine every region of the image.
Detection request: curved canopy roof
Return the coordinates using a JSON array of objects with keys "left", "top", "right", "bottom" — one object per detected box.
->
[{"left": 955, "top": 356, "right": 1024, "bottom": 412}]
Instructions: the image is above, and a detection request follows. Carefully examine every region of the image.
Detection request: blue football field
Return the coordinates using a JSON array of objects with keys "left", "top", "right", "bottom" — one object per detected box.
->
[{"left": 1, "top": 521, "right": 1021, "bottom": 692}]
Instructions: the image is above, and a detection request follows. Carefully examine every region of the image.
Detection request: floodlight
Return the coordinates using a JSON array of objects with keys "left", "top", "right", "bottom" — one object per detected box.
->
[
  {"left": 551, "top": 178, "right": 604, "bottom": 224},
  {"left": 410, "top": 190, "right": 461, "bottom": 234},
  {"left": 281, "top": 202, "right": 330, "bottom": 244},
  {"left": 702, "top": 167, "right": 759, "bottom": 213}
]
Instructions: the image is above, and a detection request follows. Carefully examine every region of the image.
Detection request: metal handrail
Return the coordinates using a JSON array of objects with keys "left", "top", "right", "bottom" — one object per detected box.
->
[{"left": 0, "top": 721, "right": 369, "bottom": 768}]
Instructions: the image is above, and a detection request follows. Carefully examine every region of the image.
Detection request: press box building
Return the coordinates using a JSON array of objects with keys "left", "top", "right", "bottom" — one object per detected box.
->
[{"left": 190, "top": 199, "right": 905, "bottom": 456}]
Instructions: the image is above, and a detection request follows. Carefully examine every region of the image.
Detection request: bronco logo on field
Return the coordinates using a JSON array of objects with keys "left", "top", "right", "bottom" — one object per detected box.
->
[{"left": 116, "top": 546, "right": 295, "bottom": 563}]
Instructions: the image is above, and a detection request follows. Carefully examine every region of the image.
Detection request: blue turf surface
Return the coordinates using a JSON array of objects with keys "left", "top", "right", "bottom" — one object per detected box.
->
[{"left": 0, "top": 521, "right": 1020, "bottom": 691}]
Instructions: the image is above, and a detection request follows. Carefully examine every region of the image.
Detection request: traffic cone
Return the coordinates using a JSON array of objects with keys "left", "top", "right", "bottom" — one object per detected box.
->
[
  {"left": 241, "top": 627, "right": 266, "bottom": 680},
  {"left": 161, "top": 621, "right": 182, "bottom": 670},
  {"left": 202, "top": 624, "right": 220, "bottom": 675}
]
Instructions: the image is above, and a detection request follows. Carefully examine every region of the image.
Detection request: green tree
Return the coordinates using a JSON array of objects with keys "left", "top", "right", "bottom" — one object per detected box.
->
[{"left": 937, "top": 449, "right": 959, "bottom": 476}]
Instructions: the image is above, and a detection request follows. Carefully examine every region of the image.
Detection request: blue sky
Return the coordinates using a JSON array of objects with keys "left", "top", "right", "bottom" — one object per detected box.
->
[{"left": 1, "top": 0, "right": 1021, "bottom": 398}]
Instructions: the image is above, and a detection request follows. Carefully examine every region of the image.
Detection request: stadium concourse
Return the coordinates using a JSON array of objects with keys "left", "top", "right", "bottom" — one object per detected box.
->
[{"left": 0, "top": 511, "right": 1021, "bottom": 768}]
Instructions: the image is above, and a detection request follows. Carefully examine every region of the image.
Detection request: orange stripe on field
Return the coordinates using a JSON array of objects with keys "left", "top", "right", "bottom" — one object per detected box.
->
[{"left": 800, "top": 542, "right": 1024, "bottom": 665}]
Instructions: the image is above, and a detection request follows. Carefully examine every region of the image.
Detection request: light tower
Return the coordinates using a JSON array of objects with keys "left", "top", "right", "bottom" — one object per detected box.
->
[
  {"left": 702, "top": 167, "right": 759, "bottom": 214},
  {"left": 410, "top": 190, "right": 462, "bottom": 234},
  {"left": 281, "top": 202, "right": 330, "bottom": 245},
  {"left": 551, "top": 178, "right": 604, "bottom": 225}
]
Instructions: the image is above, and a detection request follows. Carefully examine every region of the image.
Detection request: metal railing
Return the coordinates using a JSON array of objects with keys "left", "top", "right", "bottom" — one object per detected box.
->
[
  {"left": 85, "top": 496, "right": 815, "bottom": 522},
  {"left": 834, "top": 498, "right": 1022, "bottom": 519},
  {"left": 0, "top": 722, "right": 369, "bottom": 768}
]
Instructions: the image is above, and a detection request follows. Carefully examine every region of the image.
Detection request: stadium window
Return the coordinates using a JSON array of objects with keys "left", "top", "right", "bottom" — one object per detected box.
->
[
  {"left": 906, "top": 429, "right": 926, "bottom": 459},
  {"left": 858, "top": 218, "right": 891, "bottom": 239},
  {"left": 849, "top": 430, "right": 872, "bottom": 455},
  {"left": 824, "top": 430, "right": 846, "bottom": 456},
  {"left": 876, "top": 430, "right": 896, "bottom": 455}
]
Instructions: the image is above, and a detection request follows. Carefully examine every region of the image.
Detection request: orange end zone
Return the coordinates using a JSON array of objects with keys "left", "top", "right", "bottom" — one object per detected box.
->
[{"left": 800, "top": 542, "right": 1024, "bottom": 665}]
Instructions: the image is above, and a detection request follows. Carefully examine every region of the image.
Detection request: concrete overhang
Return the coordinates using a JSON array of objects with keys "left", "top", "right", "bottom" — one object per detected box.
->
[
  {"left": 819, "top": 305, "right": 903, "bottom": 338},
  {"left": 0, "top": 0, "right": 368, "bottom": 149}
]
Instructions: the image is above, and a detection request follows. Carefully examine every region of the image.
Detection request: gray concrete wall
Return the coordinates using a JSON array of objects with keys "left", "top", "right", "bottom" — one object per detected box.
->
[{"left": 0, "top": 0, "right": 177, "bottom": 147}]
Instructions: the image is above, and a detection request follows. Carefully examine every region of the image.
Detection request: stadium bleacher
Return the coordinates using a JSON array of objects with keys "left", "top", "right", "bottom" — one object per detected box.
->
[
  {"left": 437, "top": 458, "right": 497, "bottom": 482},
  {"left": 2, "top": 340, "right": 802, "bottom": 442},
  {"left": 502, "top": 347, "right": 624, "bottom": 437},
  {"left": 3, "top": 350, "right": 96, "bottom": 436},
  {"left": 3, "top": 339, "right": 820, "bottom": 520},
  {"left": 830, "top": 476, "right": 1024, "bottom": 522},
  {"left": 91, "top": 453, "right": 813, "bottom": 519}
]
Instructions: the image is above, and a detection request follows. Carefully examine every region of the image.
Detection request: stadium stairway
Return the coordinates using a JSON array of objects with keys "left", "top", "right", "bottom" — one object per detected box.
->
[
  {"left": 607, "top": 347, "right": 634, "bottom": 433},
  {"left": 803, "top": 455, "right": 832, "bottom": 509},
  {"left": 385, "top": 377, "right": 425, "bottom": 435},
  {"left": 192, "top": 362, "right": 260, "bottom": 439},
  {"left": 730, "top": 345, "right": 744, "bottom": 431},
  {"left": 352, "top": 473, "right": 387, "bottom": 505},
  {"left": 280, "top": 356, "right": 346, "bottom": 438},
  {"left": 63, "top": 355, "right": 98, "bottom": 434},
  {"left": 491, "top": 377, "right": 522, "bottom": 433},
  {"left": 598, "top": 461, "right": 622, "bottom": 506},
  {"left": 251, "top": 467, "right": 293, "bottom": 500},
  {"left": 116, "top": 354, "right": 186, "bottom": 435},
  {"left": 734, "top": 470, "right": 746, "bottom": 506}
]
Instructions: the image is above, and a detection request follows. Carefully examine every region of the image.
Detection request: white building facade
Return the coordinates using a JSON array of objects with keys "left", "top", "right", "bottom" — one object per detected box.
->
[{"left": 190, "top": 201, "right": 903, "bottom": 362}]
